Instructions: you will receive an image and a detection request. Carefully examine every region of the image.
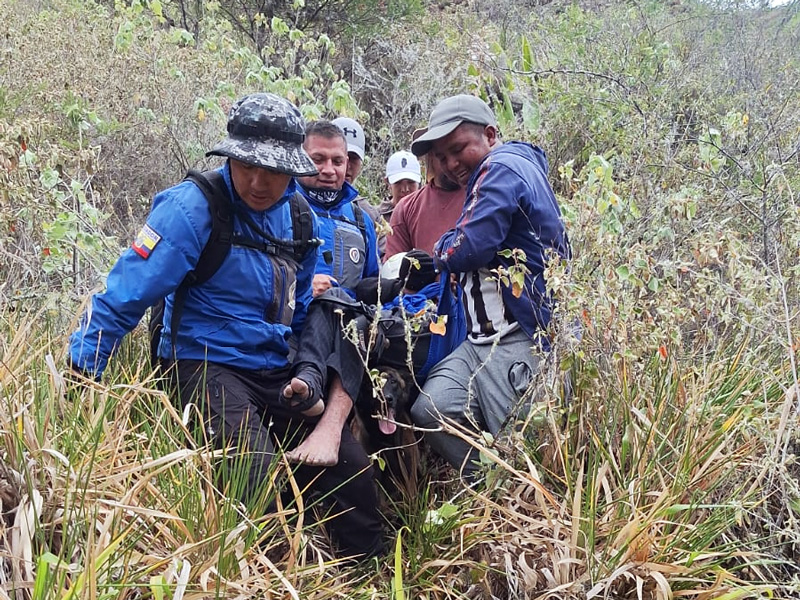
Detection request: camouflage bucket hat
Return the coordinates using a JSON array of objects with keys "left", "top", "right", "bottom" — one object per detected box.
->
[{"left": 207, "top": 93, "right": 318, "bottom": 177}]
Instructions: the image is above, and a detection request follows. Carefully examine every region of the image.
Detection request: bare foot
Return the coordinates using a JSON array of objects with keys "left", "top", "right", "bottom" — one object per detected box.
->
[
  {"left": 282, "top": 378, "right": 324, "bottom": 417},
  {"left": 285, "top": 375, "right": 352, "bottom": 467},
  {"left": 284, "top": 419, "right": 342, "bottom": 467}
]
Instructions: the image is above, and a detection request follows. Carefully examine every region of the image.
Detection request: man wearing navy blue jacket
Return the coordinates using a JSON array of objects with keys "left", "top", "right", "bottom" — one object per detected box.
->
[
  {"left": 409, "top": 95, "right": 570, "bottom": 479},
  {"left": 68, "top": 93, "right": 383, "bottom": 559}
]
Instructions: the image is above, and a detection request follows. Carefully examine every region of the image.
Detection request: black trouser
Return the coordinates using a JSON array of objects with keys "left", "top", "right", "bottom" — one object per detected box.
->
[
  {"left": 168, "top": 359, "right": 383, "bottom": 558},
  {"left": 291, "top": 289, "right": 372, "bottom": 403}
]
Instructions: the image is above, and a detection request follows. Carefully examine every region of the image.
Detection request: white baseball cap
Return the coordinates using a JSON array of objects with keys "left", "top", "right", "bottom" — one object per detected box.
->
[
  {"left": 332, "top": 117, "right": 366, "bottom": 160},
  {"left": 385, "top": 151, "right": 422, "bottom": 184}
]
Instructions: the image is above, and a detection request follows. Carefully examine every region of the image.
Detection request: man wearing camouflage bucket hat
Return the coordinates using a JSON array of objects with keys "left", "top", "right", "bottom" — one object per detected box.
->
[{"left": 68, "top": 92, "right": 384, "bottom": 559}]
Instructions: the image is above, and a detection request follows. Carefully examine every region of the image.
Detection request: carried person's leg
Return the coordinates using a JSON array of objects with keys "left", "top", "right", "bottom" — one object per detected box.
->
[
  {"left": 284, "top": 290, "right": 373, "bottom": 416},
  {"left": 168, "top": 362, "right": 383, "bottom": 559},
  {"left": 285, "top": 374, "right": 352, "bottom": 467},
  {"left": 264, "top": 378, "right": 384, "bottom": 560},
  {"left": 293, "top": 424, "right": 384, "bottom": 559},
  {"left": 282, "top": 299, "right": 330, "bottom": 416}
]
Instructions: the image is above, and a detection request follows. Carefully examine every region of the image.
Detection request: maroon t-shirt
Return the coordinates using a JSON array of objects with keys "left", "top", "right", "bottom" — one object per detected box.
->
[{"left": 384, "top": 184, "right": 465, "bottom": 260}]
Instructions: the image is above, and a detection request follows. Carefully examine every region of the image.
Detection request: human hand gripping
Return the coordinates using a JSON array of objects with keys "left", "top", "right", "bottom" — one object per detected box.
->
[{"left": 312, "top": 273, "right": 338, "bottom": 297}]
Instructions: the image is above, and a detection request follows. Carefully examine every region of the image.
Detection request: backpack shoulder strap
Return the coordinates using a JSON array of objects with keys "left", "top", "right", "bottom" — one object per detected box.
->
[
  {"left": 168, "top": 169, "right": 234, "bottom": 356},
  {"left": 351, "top": 200, "right": 367, "bottom": 237},
  {"left": 289, "top": 191, "right": 315, "bottom": 263},
  {"left": 346, "top": 199, "right": 371, "bottom": 255},
  {"left": 183, "top": 169, "right": 234, "bottom": 285}
]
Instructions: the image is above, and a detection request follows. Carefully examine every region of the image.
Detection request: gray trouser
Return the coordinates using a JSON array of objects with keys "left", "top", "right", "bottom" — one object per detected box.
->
[{"left": 410, "top": 328, "right": 542, "bottom": 479}]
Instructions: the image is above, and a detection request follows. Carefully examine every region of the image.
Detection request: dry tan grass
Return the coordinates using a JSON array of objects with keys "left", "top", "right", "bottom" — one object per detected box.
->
[{"left": 2, "top": 297, "right": 798, "bottom": 598}]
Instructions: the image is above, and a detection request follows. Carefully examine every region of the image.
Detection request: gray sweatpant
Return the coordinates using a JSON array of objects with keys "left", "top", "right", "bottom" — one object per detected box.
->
[{"left": 410, "top": 328, "right": 543, "bottom": 479}]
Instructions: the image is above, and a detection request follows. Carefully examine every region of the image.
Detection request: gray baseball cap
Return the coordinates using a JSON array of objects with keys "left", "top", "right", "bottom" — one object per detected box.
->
[
  {"left": 411, "top": 95, "right": 497, "bottom": 156},
  {"left": 207, "top": 93, "right": 318, "bottom": 177},
  {"left": 332, "top": 117, "right": 366, "bottom": 159}
]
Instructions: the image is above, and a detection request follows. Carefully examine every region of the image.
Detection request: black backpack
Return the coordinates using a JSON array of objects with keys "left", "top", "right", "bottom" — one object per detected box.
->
[{"left": 148, "top": 169, "right": 316, "bottom": 366}]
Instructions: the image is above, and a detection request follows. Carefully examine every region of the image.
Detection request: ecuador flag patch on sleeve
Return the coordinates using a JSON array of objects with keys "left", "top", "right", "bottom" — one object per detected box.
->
[{"left": 132, "top": 224, "right": 162, "bottom": 259}]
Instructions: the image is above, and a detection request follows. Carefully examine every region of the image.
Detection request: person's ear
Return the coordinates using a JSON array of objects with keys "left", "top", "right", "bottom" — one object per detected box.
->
[{"left": 484, "top": 125, "right": 499, "bottom": 146}]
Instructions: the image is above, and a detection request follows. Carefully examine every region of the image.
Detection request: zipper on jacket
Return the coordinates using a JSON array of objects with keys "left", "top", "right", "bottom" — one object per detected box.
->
[
  {"left": 276, "top": 263, "right": 287, "bottom": 323},
  {"left": 336, "top": 231, "right": 344, "bottom": 281}
]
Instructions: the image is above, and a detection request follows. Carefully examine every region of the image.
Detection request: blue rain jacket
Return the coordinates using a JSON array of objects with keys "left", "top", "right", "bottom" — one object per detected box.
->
[{"left": 69, "top": 163, "right": 318, "bottom": 378}]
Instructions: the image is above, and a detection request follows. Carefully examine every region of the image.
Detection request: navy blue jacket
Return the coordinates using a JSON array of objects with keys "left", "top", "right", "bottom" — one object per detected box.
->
[
  {"left": 434, "top": 142, "right": 569, "bottom": 344},
  {"left": 69, "top": 163, "right": 318, "bottom": 377}
]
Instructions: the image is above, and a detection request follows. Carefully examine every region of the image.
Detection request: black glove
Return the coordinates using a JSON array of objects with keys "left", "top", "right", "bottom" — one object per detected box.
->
[
  {"left": 354, "top": 276, "right": 403, "bottom": 305},
  {"left": 399, "top": 250, "right": 438, "bottom": 292}
]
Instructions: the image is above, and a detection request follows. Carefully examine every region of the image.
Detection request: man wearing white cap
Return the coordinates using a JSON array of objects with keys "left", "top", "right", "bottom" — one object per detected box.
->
[
  {"left": 331, "top": 116, "right": 381, "bottom": 225},
  {"left": 382, "top": 150, "right": 422, "bottom": 220},
  {"left": 409, "top": 94, "right": 571, "bottom": 480},
  {"left": 331, "top": 116, "right": 367, "bottom": 185},
  {"left": 371, "top": 150, "right": 421, "bottom": 256}
]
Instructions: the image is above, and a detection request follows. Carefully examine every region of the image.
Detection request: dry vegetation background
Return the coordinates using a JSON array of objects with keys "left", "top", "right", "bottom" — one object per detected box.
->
[{"left": 1, "top": 0, "right": 800, "bottom": 597}]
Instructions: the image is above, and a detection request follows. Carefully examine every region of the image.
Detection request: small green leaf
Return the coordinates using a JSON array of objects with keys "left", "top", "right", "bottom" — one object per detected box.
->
[
  {"left": 271, "top": 16, "right": 289, "bottom": 35},
  {"left": 149, "top": 0, "right": 163, "bottom": 18},
  {"left": 149, "top": 575, "right": 167, "bottom": 600},
  {"left": 789, "top": 497, "right": 800, "bottom": 515},
  {"left": 521, "top": 36, "right": 533, "bottom": 72},
  {"left": 438, "top": 502, "right": 458, "bottom": 519},
  {"left": 39, "top": 552, "right": 60, "bottom": 566},
  {"left": 40, "top": 168, "right": 60, "bottom": 190},
  {"left": 393, "top": 528, "right": 406, "bottom": 600},
  {"left": 20, "top": 149, "right": 37, "bottom": 166},
  {"left": 521, "top": 100, "right": 540, "bottom": 134},
  {"left": 496, "top": 92, "right": 515, "bottom": 131}
]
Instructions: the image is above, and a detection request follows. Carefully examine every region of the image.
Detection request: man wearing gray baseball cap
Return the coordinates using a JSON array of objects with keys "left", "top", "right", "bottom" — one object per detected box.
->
[
  {"left": 410, "top": 94, "right": 571, "bottom": 480},
  {"left": 410, "top": 94, "right": 499, "bottom": 157},
  {"left": 69, "top": 92, "right": 383, "bottom": 559}
]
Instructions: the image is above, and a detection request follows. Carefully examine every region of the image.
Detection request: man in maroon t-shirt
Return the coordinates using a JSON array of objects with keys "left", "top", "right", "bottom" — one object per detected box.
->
[{"left": 384, "top": 129, "right": 465, "bottom": 260}]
